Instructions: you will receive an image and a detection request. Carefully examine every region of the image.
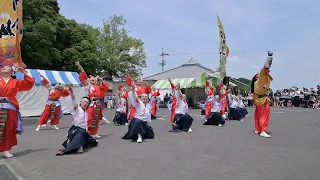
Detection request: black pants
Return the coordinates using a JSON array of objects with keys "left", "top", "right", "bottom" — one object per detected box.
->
[
  {"left": 204, "top": 112, "right": 225, "bottom": 126},
  {"left": 122, "top": 118, "right": 154, "bottom": 140},
  {"left": 294, "top": 96, "right": 300, "bottom": 107},
  {"left": 113, "top": 111, "right": 128, "bottom": 125},
  {"left": 62, "top": 126, "right": 98, "bottom": 154},
  {"left": 173, "top": 113, "right": 193, "bottom": 132}
]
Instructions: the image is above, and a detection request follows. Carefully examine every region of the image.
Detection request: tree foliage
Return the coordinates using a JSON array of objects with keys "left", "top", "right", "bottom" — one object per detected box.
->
[
  {"left": 235, "top": 77, "right": 251, "bottom": 94},
  {"left": 21, "top": 0, "right": 146, "bottom": 77},
  {"left": 96, "top": 15, "right": 146, "bottom": 78}
]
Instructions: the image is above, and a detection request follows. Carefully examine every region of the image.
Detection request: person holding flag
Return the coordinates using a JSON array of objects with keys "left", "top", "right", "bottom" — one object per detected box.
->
[
  {"left": 0, "top": 1, "right": 35, "bottom": 158},
  {"left": 0, "top": 64, "right": 35, "bottom": 158}
]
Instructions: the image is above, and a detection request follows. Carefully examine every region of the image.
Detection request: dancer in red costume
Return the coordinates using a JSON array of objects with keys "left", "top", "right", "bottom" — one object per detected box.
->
[
  {"left": 168, "top": 78, "right": 177, "bottom": 124},
  {"left": 76, "top": 62, "right": 109, "bottom": 139},
  {"left": 204, "top": 78, "right": 215, "bottom": 116},
  {"left": 252, "top": 51, "right": 273, "bottom": 138},
  {"left": 219, "top": 84, "right": 228, "bottom": 119},
  {"left": 125, "top": 71, "right": 151, "bottom": 122},
  {"left": 151, "top": 87, "right": 160, "bottom": 119},
  {"left": 35, "top": 74, "right": 70, "bottom": 131},
  {"left": 0, "top": 64, "right": 35, "bottom": 158}
]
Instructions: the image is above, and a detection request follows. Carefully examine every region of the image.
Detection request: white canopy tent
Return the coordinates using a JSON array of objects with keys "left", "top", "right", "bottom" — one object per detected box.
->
[
  {"left": 16, "top": 69, "right": 85, "bottom": 117},
  {"left": 151, "top": 73, "right": 238, "bottom": 101},
  {"left": 152, "top": 78, "right": 195, "bottom": 100}
]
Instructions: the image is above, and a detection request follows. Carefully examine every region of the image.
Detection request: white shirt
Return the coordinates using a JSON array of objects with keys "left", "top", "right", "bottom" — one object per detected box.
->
[
  {"left": 230, "top": 99, "right": 239, "bottom": 108},
  {"left": 175, "top": 90, "right": 188, "bottom": 114},
  {"left": 239, "top": 100, "right": 245, "bottom": 108},
  {"left": 227, "top": 93, "right": 232, "bottom": 102},
  {"left": 128, "top": 91, "right": 151, "bottom": 123},
  {"left": 66, "top": 96, "right": 88, "bottom": 130},
  {"left": 211, "top": 99, "right": 221, "bottom": 113},
  {"left": 206, "top": 96, "right": 213, "bottom": 102},
  {"left": 116, "top": 98, "right": 126, "bottom": 113},
  {"left": 290, "top": 92, "right": 294, "bottom": 97}
]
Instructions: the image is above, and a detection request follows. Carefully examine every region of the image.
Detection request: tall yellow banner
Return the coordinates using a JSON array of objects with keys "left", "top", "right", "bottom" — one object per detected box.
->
[
  {"left": 217, "top": 14, "right": 229, "bottom": 80},
  {"left": 0, "top": 0, "right": 25, "bottom": 68}
]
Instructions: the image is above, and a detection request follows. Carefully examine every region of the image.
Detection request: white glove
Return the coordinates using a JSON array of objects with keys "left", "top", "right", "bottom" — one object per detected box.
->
[{"left": 264, "top": 56, "right": 273, "bottom": 69}]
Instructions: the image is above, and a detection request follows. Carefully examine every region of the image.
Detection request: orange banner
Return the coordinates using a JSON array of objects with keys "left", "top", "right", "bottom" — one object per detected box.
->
[{"left": 0, "top": 0, "right": 25, "bottom": 68}]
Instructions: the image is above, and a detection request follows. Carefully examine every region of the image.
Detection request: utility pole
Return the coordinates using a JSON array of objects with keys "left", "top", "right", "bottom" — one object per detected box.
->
[{"left": 159, "top": 48, "right": 169, "bottom": 72}]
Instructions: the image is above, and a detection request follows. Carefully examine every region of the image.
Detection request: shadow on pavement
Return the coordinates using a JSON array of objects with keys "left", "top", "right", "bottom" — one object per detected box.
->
[
  {"left": 99, "top": 134, "right": 114, "bottom": 139},
  {"left": 13, "top": 148, "right": 49, "bottom": 157}
]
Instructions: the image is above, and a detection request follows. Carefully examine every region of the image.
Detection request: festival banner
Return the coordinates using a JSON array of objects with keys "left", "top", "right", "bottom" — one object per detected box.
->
[
  {"left": 216, "top": 14, "right": 229, "bottom": 80},
  {"left": 0, "top": 0, "right": 25, "bottom": 68}
]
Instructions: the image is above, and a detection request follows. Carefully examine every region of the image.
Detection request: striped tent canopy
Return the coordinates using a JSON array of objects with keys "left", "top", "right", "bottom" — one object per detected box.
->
[
  {"left": 16, "top": 69, "right": 83, "bottom": 87},
  {"left": 187, "top": 72, "right": 222, "bottom": 88},
  {"left": 152, "top": 78, "right": 195, "bottom": 89}
]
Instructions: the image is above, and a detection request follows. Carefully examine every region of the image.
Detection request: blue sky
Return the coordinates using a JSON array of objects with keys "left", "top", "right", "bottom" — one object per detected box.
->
[{"left": 57, "top": 0, "right": 320, "bottom": 90}]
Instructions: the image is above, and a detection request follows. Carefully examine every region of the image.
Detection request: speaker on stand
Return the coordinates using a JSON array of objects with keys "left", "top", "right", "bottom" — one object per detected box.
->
[
  {"left": 233, "top": 86, "right": 239, "bottom": 96},
  {"left": 223, "top": 76, "right": 230, "bottom": 89}
]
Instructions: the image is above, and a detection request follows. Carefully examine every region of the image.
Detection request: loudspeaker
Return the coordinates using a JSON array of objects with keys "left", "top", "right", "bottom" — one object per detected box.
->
[
  {"left": 223, "top": 76, "right": 230, "bottom": 86},
  {"left": 233, "top": 86, "right": 239, "bottom": 94}
]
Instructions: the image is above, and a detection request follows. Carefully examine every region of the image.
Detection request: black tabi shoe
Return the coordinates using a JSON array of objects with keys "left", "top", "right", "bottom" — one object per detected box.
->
[{"left": 56, "top": 149, "right": 65, "bottom": 156}]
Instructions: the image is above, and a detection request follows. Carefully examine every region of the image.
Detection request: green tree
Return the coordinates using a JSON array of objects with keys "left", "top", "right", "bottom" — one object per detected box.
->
[
  {"left": 60, "top": 21, "right": 99, "bottom": 75},
  {"left": 21, "top": 0, "right": 98, "bottom": 75},
  {"left": 235, "top": 77, "right": 251, "bottom": 94},
  {"left": 96, "top": 15, "right": 147, "bottom": 78},
  {"left": 22, "top": 0, "right": 60, "bottom": 68},
  {"left": 21, "top": 1, "right": 146, "bottom": 77},
  {"left": 236, "top": 77, "right": 251, "bottom": 85}
]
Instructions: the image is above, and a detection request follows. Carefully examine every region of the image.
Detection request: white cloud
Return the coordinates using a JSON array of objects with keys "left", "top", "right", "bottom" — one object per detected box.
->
[{"left": 228, "top": 56, "right": 246, "bottom": 63}]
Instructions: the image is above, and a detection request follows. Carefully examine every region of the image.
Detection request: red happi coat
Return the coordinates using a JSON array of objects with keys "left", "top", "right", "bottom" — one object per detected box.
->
[
  {"left": 170, "top": 82, "right": 177, "bottom": 124},
  {"left": 79, "top": 72, "right": 109, "bottom": 135},
  {"left": 151, "top": 90, "right": 160, "bottom": 116},
  {"left": 205, "top": 80, "right": 215, "bottom": 116},
  {"left": 0, "top": 75, "right": 35, "bottom": 151},
  {"left": 38, "top": 78, "right": 70, "bottom": 125},
  {"left": 219, "top": 84, "right": 228, "bottom": 115}
]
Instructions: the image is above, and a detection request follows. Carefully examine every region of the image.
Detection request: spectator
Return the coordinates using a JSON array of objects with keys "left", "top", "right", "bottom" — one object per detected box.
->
[
  {"left": 107, "top": 93, "right": 113, "bottom": 108},
  {"left": 294, "top": 88, "right": 301, "bottom": 107}
]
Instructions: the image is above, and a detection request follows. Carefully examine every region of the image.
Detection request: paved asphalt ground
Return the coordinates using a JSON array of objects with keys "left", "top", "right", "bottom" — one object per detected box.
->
[{"left": 0, "top": 107, "right": 320, "bottom": 180}]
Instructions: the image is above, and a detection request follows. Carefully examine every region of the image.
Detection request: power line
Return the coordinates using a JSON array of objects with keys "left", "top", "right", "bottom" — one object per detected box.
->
[{"left": 146, "top": 47, "right": 320, "bottom": 59}]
